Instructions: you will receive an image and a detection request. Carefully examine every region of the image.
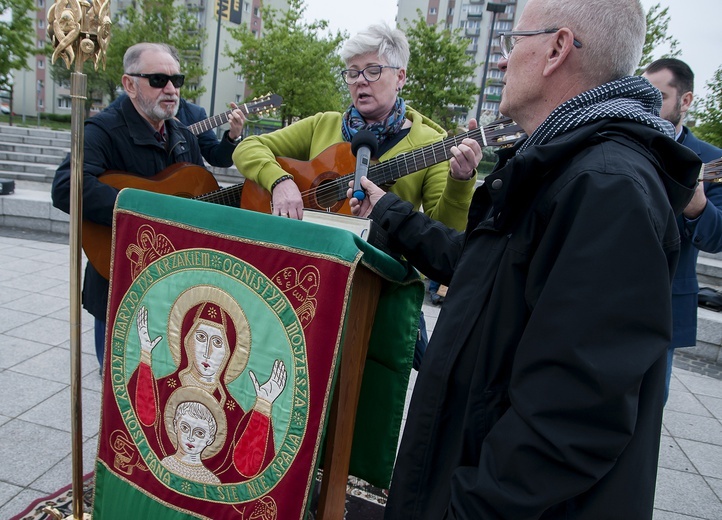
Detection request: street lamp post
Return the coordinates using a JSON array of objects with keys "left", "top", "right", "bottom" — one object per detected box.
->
[{"left": 475, "top": 2, "right": 506, "bottom": 122}]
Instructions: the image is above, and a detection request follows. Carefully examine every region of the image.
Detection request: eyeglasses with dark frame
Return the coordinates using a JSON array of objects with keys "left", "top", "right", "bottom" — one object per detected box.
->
[
  {"left": 127, "top": 73, "right": 185, "bottom": 89},
  {"left": 498, "top": 29, "right": 583, "bottom": 59},
  {"left": 340, "top": 65, "right": 401, "bottom": 85}
]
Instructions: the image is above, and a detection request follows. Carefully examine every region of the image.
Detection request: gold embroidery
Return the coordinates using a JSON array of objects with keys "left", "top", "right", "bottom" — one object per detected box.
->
[
  {"left": 126, "top": 224, "right": 176, "bottom": 279},
  {"left": 272, "top": 265, "right": 320, "bottom": 328}
]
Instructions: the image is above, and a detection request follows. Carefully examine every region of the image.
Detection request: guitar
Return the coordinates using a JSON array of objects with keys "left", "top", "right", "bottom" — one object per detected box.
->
[
  {"left": 240, "top": 117, "right": 525, "bottom": 214},
  {"left": 83, "top": 163, "right": 246, "bottom": 280},
  {"left": 703, "top": 156, "right": 722, "bottom": 182},
  {"left": 185, "top": 93, "right": 283, "bottom": 135}
]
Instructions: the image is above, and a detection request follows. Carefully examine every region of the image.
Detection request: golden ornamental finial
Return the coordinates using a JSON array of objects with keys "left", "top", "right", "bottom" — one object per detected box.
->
[{"left": 47, "top": 0, "right": 112, "bottom": 72}]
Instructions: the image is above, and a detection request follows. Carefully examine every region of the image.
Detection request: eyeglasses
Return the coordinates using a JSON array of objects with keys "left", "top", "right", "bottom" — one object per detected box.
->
[
  {"left": 340, "top": 65, "right": 401, "bottom": 85},
  {"left": 498, "top": 29, "right": 583, "bottom": 59},
  {"left": 127, "top": 73, "right": 185, "bottom": 89}
]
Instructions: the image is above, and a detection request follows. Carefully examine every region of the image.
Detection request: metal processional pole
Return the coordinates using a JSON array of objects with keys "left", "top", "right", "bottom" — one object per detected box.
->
[{"left": 47, "top": 0, "right": 111, "bottom": 518}]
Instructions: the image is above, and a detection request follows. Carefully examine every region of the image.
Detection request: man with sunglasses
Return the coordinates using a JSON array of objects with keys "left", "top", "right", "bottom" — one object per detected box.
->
[
  {"left": 108, "top": 43, "right": 246, "bottom": 168},
  {"left": 52, "top": 42, "right": 205, "bottom": 371},
  {"left": 348, "top": 0, "right": 702, "bottom": 518}
]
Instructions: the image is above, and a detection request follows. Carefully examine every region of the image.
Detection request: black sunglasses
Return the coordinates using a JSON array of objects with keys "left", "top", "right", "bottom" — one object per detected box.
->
[{"left": 127, "top": 73, "right": 185, "bottom": 89}]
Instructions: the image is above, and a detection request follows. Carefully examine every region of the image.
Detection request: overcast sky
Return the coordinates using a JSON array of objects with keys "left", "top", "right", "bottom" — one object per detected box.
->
[{"left": 302, "top": 0, "right": 721, "bottom": 98}]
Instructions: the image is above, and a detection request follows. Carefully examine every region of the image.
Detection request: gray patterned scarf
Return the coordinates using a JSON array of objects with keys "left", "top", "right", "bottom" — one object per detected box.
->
[{"left": 519, "top": 75, "right": 675, "bottom": 153}]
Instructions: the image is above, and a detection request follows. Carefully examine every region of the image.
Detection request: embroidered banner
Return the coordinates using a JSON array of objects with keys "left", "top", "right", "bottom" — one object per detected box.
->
[{"left": 94, "top": 191, "right": 364, "bottom": 519}]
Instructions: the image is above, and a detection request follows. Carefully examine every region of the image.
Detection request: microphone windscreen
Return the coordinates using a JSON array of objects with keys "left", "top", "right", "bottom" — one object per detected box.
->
[{"left": 351, "top": 130, "right": 379, "bottom": 156}]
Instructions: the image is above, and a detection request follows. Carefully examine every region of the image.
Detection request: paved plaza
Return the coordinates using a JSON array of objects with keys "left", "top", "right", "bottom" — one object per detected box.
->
[{"left": 0, "top": 228, "right": 721, "bottom": 519}]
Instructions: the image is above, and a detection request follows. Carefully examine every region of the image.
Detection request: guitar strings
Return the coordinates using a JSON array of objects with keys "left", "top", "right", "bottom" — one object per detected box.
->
[{"left": 297, "top": 120, "right": 523, "bottom": 207}]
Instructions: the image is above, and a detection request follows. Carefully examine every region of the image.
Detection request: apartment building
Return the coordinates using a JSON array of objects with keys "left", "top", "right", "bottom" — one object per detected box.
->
[
  {"left": 397, "top": 0, "right": 528, "bottom": 123},
  {"left": 10, "top": 0, "right": 288, "bottom": 119}
]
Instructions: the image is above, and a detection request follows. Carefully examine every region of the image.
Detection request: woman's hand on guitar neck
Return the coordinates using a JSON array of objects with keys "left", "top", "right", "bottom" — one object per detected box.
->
[{"left": 272, "top": 178, "right": 304, "bottom": 219}]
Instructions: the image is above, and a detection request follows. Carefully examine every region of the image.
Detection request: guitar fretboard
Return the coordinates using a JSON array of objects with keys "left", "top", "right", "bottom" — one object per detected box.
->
[
  {"left": 188, "top": 110, "right": 234, "bottom": 135},
  {"left": 317, "top": 119, "right": 523, "bottom": 202}
]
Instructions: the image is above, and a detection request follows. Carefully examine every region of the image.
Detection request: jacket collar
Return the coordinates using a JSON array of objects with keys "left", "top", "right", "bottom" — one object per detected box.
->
[
  {"left": 119, "top": 95, "right": 192, "bottom": 157},
  {"left": 478, "top": 119, "right": 699, "bottom": 230}
]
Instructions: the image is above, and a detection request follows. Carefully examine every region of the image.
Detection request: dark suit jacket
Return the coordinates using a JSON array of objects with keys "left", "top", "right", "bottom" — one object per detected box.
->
[{"left": 672, "top": 127, "right": 722, "bottom": 347}]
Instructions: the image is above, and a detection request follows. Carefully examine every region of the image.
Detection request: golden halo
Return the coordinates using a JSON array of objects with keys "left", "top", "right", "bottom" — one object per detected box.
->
[
  {"left": 163, "top": 386, "right": 228, "bottom": 458},
  {"left": 167, "top": 285, "right": 251, "bottom": 384}
]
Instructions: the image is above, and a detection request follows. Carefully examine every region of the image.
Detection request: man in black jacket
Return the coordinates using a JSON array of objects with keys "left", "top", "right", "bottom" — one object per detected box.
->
[
  {"left": 52, "top": 42, "right": 215, "bottom": 370},
  {"left": 349, "top": 0, "right": 702, "bottom": 518}
]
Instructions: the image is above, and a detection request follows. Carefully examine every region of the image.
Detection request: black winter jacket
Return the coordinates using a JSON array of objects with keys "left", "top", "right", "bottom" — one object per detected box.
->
[
  {"left": 377, "top": 120, "right": 700, "bottom": 519},
  {"left": 52, "top": 96, "right": 204, "bottom": 320}
]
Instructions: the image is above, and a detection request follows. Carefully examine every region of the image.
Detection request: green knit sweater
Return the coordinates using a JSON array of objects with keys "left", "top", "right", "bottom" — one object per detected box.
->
[{"left": 233, "top": 107, "right": 475, "bottom": 231}]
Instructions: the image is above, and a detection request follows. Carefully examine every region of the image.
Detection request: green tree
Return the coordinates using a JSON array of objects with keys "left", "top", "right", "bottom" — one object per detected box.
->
[
  {"left": 692, "top": 65, "right": 722, "bottom": 148},
  {"left": 225, "top": 0, "right": 347, "bottom": 126},
  {"left": 48, "top": 0, "right": 206, "bottom": 115},
  {"left": 403, "top": 11, "right": 478, "bottom": 131},
  {"left": 0, "top": 0, "right": 36, "bottom": 94},
  {"left": 637, "top": 3, "right": 681, "bottom": 74}
]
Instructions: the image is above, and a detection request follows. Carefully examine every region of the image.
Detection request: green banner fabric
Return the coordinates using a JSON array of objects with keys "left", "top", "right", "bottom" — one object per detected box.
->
[{"left": 93, "top": 189, "right": 422, "bottom": 519}]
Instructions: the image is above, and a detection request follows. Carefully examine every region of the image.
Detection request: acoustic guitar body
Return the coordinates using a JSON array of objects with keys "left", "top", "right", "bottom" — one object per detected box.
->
[
  {"left": 240, "top": 142, "right": 356, "bottom": 215},
  {"left": 82, "top": 163, "right": 219, "bottom": 280}
]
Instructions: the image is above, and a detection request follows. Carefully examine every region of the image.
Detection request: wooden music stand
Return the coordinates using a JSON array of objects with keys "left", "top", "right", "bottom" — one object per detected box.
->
[{"left": 317, "top": 265, "right": 383, "bottom": 520}]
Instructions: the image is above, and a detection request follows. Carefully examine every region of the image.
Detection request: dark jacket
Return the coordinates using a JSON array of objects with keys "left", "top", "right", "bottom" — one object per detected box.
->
[
  {"left": 671, "top": 127, "right": 722, "bottom": 347},
  {"left": 51, "top": 95, "right": 204, "bottom": 320},
  {"left": 109, "top": 95, "right": 238, "bottom": 167},
  {"left": 375, "top": 119, "right": 700, "bottom": 519}
]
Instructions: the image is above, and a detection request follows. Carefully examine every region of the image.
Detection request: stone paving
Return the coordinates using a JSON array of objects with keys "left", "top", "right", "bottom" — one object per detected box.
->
[{"left": 0, "top": 229, "right": 721, "bottom": 519}]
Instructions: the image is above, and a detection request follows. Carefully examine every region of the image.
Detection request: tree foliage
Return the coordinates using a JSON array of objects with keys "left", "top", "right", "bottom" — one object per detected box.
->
[
  {"left": 0, "top": 0, "right": 37, "bottom": 94},
  {"left": 637, "top": 3, "right": 681, "bottom": 74},
  {"left": 225, "top": 0, "right": 347, "bottom": 126},
  {"left": 692, "top": 65, "right": 722, "bottom": 148},
  {"left": 403, "top": 11, "right": 478, "bottom": 131},
  {"left": 48, "top": 0, "right": 206, "bottom": 115}
]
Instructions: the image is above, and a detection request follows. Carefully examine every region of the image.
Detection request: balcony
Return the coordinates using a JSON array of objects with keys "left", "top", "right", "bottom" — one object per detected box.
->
[
  {"left": 465, "top": 27, "right": 480, "bottom": 36},
  {"left": 466, "top": 43, "right": 479, "bottom": 54},
  {"left": 467, "top": 6, "right": 484, "bottom": 17}
]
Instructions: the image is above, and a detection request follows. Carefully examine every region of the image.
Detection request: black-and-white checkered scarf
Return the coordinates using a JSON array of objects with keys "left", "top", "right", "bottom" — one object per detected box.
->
[{"left": 519, "top": 75, "right": 674, "bottom": 153}]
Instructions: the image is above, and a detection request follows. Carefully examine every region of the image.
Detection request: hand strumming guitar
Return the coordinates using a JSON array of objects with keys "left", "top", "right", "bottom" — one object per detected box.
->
[{"left": 272, "top": 178, "right": 305, "bottom": 220}]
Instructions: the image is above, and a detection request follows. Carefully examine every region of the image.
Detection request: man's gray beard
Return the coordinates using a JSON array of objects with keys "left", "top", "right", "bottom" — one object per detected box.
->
[{"left": 137, "top": 92, "right": 178, "bottom": 122}]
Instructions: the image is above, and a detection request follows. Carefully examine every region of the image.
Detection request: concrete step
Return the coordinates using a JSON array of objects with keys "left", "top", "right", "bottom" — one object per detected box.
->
[
  {"left": 0, "top": 132, "right": 72, "bottom": 148},
  {"left": 0, "top": 159, "right": 57, "bottom": 176},
  {"left": 697, "top": 255, "right": 722, "bottom": 288},
  {"left": 0, "top": 124, "right": 71, "bottom": 140},
  {"left": 0, "top": 141, "right": 69, "bottom": 158},
  {"left": 0, "top": 149, "right": 66, "bottom": 166},
  {"left": 0, "top": 170, "right": 54, "bottom": 183}
]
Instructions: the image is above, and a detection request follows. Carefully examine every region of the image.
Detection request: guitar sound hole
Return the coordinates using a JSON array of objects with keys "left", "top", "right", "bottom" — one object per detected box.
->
[{"left": 315, "top": 179, "right": 341, "bottom": 210}]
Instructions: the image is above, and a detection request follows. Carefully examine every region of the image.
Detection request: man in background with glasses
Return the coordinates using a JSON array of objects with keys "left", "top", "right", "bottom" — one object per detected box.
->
[
  {"left": 348, "top": 0, "right": 702, "bottom": 518},
  {"left": 52, "top": 42, "right": 206, "bottom": 371}
]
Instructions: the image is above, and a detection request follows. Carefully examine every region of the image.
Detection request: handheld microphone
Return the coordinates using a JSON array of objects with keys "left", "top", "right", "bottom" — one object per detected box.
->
[{"left": 351, "top": 130, "right": 379, "bottom": 201}]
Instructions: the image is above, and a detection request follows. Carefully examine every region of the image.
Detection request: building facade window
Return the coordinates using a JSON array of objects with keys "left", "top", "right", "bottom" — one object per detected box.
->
[
  {"left": 38, "top": 59, "right": 44, "bottom": 69},
  {"left": 429, "top": 7, "right": 437, "bottom": 14},
  {"left": 58, "top": 97, "right": 72, "bottom": 109}
]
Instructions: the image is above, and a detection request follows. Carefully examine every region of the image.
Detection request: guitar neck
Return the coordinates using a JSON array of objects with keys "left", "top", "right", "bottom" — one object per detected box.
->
[
  {"left": 327, "top": 120, "right": 522, "bottom": 201},
  {"left": 187, "top": 109, "right": 234, "bottom": 136}
]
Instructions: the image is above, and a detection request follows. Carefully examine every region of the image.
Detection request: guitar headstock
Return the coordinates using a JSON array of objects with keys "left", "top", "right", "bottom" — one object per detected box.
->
[
  {"left": 703, "top": 156, "right": 722, "bottom": 183},
  {"left": 243, "top": 93, "right": 283, "bottom": 117},
  {"left": 483, "top": 117, "right": 526, "bottom": 147}
]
